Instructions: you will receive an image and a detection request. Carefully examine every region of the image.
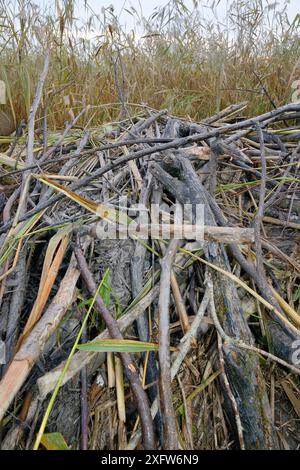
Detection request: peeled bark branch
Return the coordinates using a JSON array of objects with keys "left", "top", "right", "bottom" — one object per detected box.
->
[{"left": 158, "top": 239, "right": 180, "bottom": 450}]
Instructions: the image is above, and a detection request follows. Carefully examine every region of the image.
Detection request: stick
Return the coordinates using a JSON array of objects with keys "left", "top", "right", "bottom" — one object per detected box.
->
[
  {"left": 2, "top": 101, "right": 300, "bottom": 235},
  {"left": 158, "top": 239, "right": 180, "bottom": 449},
  {"left": 253, "top": 124, "right": 267, "bottom": 278},
  {"left": 0, "top": 138, "right": 174, "bottom": 179},
  {"left": 217, "top": 333, "right": 245, "bottom": 450},
  {"left": 1, "top": 54, "right": 50, "bottom": 366},
  {"left": 127, "top": 287, "right": 210, "bottom": 450},
  {"left": 202, "top": 101, "right": 248, "bottom": 125},
  {"left": 73, "top": 242, "right": 156, "bottom": 450},
  {"left": 80, "top": 325, "right": 89, "bottom": 450},
  {"left": 150, "top": 153, "right": 278, "bottom": 448},
  {"left": 83, "top": 223, "right": 255, "bottom": 244},
  {"left": 15, "top": 53, "right": 49, "bottom": 221},
  {"left": 37, "top": 284, "right": 160, "bottom": 399},
  {"left": 207, "top": 276, "right": 300, "bottom": 376}
]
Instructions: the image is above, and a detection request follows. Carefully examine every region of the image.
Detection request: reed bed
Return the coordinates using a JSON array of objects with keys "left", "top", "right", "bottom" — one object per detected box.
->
[{"left": 0, "top": 0, "right": 300, "bottom": 132}]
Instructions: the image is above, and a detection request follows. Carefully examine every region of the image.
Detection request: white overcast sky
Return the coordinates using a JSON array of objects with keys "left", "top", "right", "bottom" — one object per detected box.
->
[
  {"left": 35, "top": 0, "right": 299, "bottom": 29},
  {"left": 87, "top": 0, "right": 299, "bottom": 20}
]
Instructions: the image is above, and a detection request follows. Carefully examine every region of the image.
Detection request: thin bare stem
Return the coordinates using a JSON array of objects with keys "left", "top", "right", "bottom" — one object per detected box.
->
[{"left": 73, "top": 241, "right": 156, "bottom": 450}]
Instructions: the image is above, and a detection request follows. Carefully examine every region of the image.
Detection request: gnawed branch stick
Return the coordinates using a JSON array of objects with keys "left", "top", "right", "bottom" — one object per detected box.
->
[
  {"left": 158, "top": 239, "right": 180, "bottom": 450},
  {"left": 80, "top": 223, "right": 255, "bottom": 244}
]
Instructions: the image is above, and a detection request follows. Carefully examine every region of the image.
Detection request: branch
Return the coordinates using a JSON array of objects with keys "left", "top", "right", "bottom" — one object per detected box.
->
[
  {"left": 158, "top": 239, "right": 180, "bottom": 450},
  {"left": 2, "top": 101, "right": 300, "bottom": 236},
  {"left": 73, "top": 241, "right": 156, "bottom": 450}
]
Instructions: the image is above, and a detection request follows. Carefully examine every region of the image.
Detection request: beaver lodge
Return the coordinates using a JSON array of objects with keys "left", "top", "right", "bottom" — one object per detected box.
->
[{"left": 0, "top": 0, "right": 300, "bottom": 452}]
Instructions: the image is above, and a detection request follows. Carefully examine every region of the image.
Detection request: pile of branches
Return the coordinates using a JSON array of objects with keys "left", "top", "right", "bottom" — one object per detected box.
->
[{"left": 0, "top": 62, "right": 300, "bottom": 450}]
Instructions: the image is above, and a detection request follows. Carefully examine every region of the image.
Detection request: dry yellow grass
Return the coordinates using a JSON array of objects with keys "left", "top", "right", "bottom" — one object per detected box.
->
[{"left": 0, "top": 0, "right": 299, "bottom": 131}]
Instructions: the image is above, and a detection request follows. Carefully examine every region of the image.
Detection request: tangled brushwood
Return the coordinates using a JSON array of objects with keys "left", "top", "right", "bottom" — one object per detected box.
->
[{"left": 0, "top": 62, "right": 300, "bottom": 449}]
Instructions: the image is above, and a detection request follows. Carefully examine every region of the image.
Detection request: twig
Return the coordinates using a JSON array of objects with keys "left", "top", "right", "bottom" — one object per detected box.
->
[
  {"left": 25, "top": 399, "right": 42, "bottom": 450},
  {"left": 206, "top": 276, "right": 300, "bottom": 376},
  {"left": 80, "top": 324, "right": 89, "bottom": 450},
  {"left": 217, "top": 333, "right": 245, "bottom": 450},
  {"left": 263, "top": 142, "right": 300, "bottom": 211},
  {"left": 85, "top": 223, "right": 255, "bottom": 244},
  {"left": 16, "top": 53, "right": 49, "bottom": 221},
  {"left": 0, "top": 187, "right": 20, "bottom": 309},
  {"left": 208, "top": 269, "right": 245, "bottom": 450},
  {"left": 253, "top": 124, "right": 267, "bottom": 278},
  {"left": 177, "top": 375, "right": 194, "bottom": 449},
  {"left": 126, "top": 287, "right": 210, "bottom": 450},
  {"left": 2, "top": 100, "right": 300, "bottom": 235},
  {"left": 170, "top": 271, "right": 190, "bottom": 335},
  {"left": 73, "top": 241, "right": 156, "bottom": 450},
  {"left": 0, "top": 137, "right": 174, "bottom": 180},
  {"left": 253, "top": 71, "right": 277, "bottom": 110},
  {"left": 40, "top": 107, "right": 90, "bottom": 165},
  {"left": 1, "top": 54, "right": 50, "bottom": 366},
  {"left": 37, "top": 284, "right": 160, "bottom": 399},
  {"left": 202, "top": 101, "right": 248, "bottom": 125}
]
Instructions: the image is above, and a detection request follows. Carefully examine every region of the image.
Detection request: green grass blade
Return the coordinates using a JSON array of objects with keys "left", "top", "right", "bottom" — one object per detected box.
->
[{"left": 77, "top": 338, "right": 160, "bottom": 353}]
